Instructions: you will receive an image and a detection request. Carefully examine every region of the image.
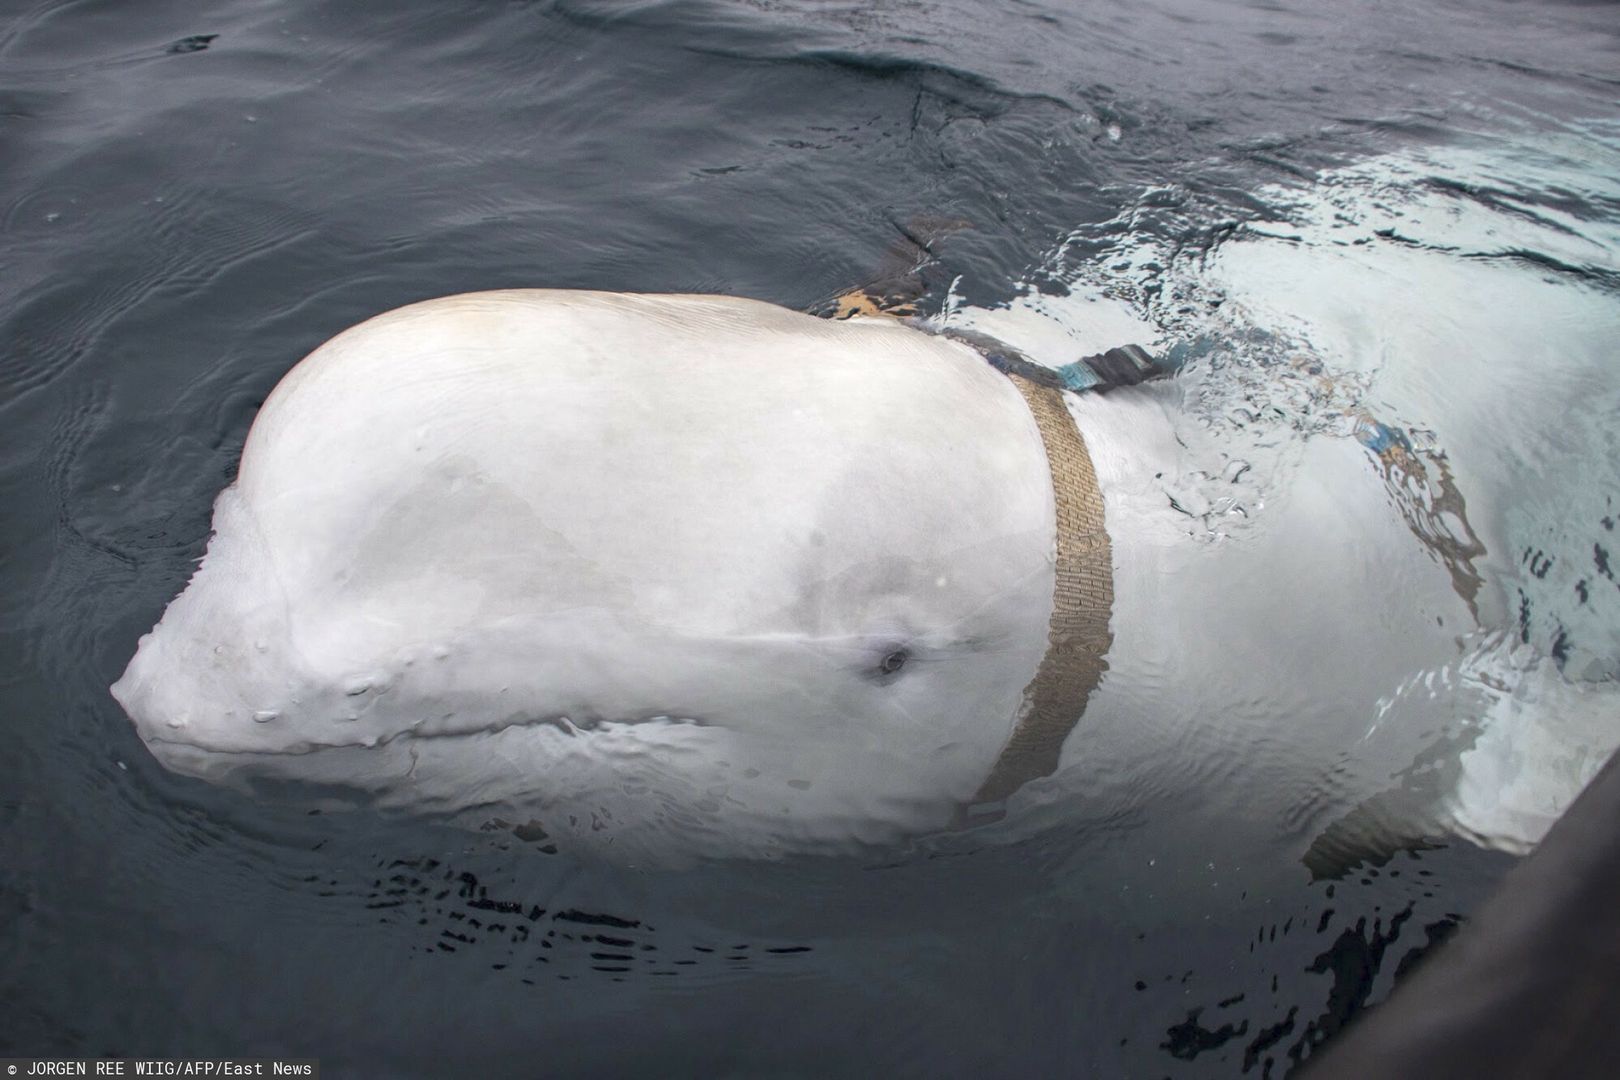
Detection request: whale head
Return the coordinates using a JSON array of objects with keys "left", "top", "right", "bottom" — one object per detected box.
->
[{"left": 112, "top": 291, "right": 1089, "bottom": 860}]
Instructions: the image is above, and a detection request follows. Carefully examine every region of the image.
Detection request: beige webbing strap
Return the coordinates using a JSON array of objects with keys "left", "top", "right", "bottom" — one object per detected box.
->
[{"left": 971, "top": 373, "right": 1115, "bottom": 808}]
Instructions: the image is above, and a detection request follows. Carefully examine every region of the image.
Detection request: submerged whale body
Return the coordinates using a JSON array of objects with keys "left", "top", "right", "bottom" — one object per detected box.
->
[
  {"left": 115, "top": 286, "right": 1615, "bottom": 866},
  {"left": 114, "top": 290, "right": 1073, "bottom": 858}
]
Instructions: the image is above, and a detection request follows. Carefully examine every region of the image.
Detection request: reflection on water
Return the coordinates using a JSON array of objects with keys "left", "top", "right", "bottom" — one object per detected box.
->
[{"left": 3, "top": 0, "right": 1618, "bottom": 1074}]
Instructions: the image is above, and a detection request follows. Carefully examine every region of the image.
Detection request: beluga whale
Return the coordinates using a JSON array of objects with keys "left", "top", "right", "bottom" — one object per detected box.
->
[
  {"left": 113, "top": 289, "right": 1132, "bottom": 861},
  {"left": 113, "top": 275, "right": 1616, "bottom": 867}
]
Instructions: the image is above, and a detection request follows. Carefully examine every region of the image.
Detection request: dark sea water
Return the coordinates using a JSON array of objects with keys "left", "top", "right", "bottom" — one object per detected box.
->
[{"left": 4, "top": 0, "right": 1619, "bottom": 1075}]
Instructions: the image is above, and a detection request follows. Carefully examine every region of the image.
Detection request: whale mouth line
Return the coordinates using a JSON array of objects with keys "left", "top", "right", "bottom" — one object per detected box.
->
[{"left": 143, "top": 712, "right": 714, "bottom": 759}]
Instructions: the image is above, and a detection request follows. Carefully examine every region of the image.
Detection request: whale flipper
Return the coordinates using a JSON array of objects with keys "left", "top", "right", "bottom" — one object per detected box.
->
[{"left": 1303, "top": 787, "right": 1450, "bottom": 881}]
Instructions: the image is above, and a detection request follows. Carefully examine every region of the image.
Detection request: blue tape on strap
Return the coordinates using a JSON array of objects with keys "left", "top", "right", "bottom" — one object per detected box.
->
[{"left": 1054, "top": 362, "right": 1101, "bottom": 392}]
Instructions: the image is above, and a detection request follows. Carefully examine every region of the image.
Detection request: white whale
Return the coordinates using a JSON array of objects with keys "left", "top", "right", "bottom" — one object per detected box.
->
[
  {"left": 112, "top": 284, "right": 1614, "bottom": 865},
  {"left": 114, "top": 290, "right": 1091, "bottom": 859}
]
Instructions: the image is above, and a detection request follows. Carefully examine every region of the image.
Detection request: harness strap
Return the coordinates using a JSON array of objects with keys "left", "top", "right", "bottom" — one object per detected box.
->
[
  {"left": 826, "top": 311, "right": 1125, "bottom": 814},
  {"left": 969, "top": 369, "right": 1115, "bottom": 811}
]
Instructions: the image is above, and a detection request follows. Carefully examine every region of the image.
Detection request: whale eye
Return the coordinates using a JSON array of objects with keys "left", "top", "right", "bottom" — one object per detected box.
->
[{"left": 857, "top": 632, "right": 917, "bottom": 684}]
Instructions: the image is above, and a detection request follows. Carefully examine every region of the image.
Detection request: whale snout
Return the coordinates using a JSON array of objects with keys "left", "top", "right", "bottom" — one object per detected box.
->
[
  {"left": 112, "top": 637, "right": 318, "bottom": 762},
  {"left": 112, "top": 608, "right": 387, "bottom": 766}
]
